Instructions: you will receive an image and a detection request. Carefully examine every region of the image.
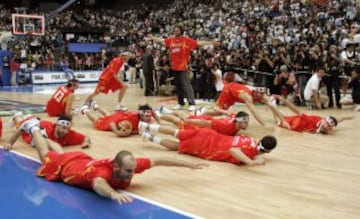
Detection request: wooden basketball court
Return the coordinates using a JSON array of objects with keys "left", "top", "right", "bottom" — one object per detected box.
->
[{"left": 1, "top": 84, "right": 359, "bottom": 219}]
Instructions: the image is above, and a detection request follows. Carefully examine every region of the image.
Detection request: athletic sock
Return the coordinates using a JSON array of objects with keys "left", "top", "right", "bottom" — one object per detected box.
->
[{"left": 149, "top": 124, "right": 160, "bottom": 132}]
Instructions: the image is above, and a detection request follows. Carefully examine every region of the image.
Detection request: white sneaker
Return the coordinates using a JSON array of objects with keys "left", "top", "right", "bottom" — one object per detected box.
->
[
  {"left": 269, "top": 95, "right": 277, "bottom": 106},
  {"left": 19, "top": 118, "right": 40, "bottom": 135},
  {"left": 159, "top": 106, "right": 173, "bottom": 114},
  {"left": 354, "top": 105, "right": 360, "bottom": 111},
  {"left": 80, "top": 105, "right": 90, "bottom": 115},
  {"left": 172, "top": 104, "right": 184, "bottom": 110},
  {"left": 89, "top": 100, "right": 99, "bottom": 111},
  {"left": 138, "top": 121, "right": 149, "bottom": 134},
  {"left": 115, "top": 104, "right": 128, "bottom": 111},
  {"left": 188, "top": 105, "right": 197, "bottom": 111},
  {"left": 194, "top": 106, "right": 210, "bottom": 115}
]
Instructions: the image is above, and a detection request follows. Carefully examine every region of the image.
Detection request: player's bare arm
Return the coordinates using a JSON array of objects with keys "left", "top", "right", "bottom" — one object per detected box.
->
[
  {"left": 81, "top": 136, "right": 91, "bottom": 149},
  {"left": 240, "top": 92, "right": 266, "bottom": 126},
  {"left": 4, "top": 129, "right": 22, "bottom": 150},
  {"left": 197, "top": 40, "right": 220, "bottom": 47},
  {"left": 147, "top": 34, "right": 165, "bottom": 44},
  {"left": 113, "top": 71, "right": 125, "bottom": 85},
  {"left": 109, "top": 122, "right": 121, "bottom": 136},
  {"left": 184, "top": 119, "right": 212, "bottom": 127},
  {"left": 66, "top": 94, "right": 75, "bottom": 116},
  {"left": 211, "top": 106, "right": 232, "bottom": 116},
  {"left": 92, "top": 177, "right": 133, "bottom": 204},
  {"left": 337, "top": 115, "right": 354, "bottom": 124},
  {"left": 228, "top": 148, "right": 265, "bottom": 165},
  {"left": 150, "top": 158, "right": 209, "bottom": 169}
]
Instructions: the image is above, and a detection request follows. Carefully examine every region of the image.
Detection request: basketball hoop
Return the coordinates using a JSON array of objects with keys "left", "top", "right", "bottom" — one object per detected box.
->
[{"left": 12, "top": 14, "right": 45, "bottom": 36}]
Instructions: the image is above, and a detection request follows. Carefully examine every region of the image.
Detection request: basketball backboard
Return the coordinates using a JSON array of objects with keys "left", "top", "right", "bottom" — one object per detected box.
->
[{"left": 12, "top": 14, "right": 45, "bottom": 36}]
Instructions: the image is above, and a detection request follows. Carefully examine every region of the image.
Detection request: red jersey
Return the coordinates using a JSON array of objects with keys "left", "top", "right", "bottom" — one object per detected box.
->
[
  {"left": 183, "top": 115, "right": 238, "bottom": 135},
  {"left": 94, "top": 111, "right": 140, "bottom": 134},
  {"left": 22, "top": 120, "right": 85, "bottom": 146},
  {"left": 216, "top": 83, "right": 261, "bottom": 110},
  {"left": 36, "top": 151, "right": 151, "bottom": 190},
  {"left": 96, "top": 57, "right": 125, "bottom": 94},
  {"left": 46, "top": 85, "right": 73, "bottom": 117},
  {"left": 165, "top": 36, "right": 197, "bottom": 71},
  {"left": 178, "top": 128, "right": 259, "bottom": 164},
  {"left": 279, "top": 114, "right": 323, "bottom": 133}
]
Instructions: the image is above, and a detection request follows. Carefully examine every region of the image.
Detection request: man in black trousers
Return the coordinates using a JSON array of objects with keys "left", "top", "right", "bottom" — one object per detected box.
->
[{"left": 142, "top": 46, "right": 155, "bottom": 96}]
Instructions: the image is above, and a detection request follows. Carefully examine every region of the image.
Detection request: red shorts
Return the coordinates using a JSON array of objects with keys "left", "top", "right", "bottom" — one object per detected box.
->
[
  {"left": 36, "top": 151, "right": 62, "bottom": 181},
  {"left": 96, "top": 78, "right": 124, "bottom": 94}
]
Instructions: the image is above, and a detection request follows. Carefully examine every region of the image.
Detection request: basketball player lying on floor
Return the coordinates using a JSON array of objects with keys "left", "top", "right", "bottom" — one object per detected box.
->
[
  {"left": 15, "top": 117, "right": 208, "bottom": 204},
  {"left": 139, "top": 122, "right": 277, "bottom": 165},
  {"left": 271, "top": 95, "right": 353, "bottom": 134},
  {"left": 80, "top": 102, "right": 159, "bottom": 137},
  {"left": 5, "top": 113, "right": 91, "bottom": 150},
  {"left": 210, "top": 82, "right": 277, "bottom": 127},
  {"left": 155, "top": 106, "right": 250, "bottom": 136}
]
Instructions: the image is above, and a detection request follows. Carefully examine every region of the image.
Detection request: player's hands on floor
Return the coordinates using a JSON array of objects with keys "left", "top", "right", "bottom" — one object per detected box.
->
[
  {"left": 252, "top": 157, "right": 265, "bottom": 165},
  {"left": 280, "top": 121, "right": 291, "bottom": 129},
  {"left": 4, "top": 143, "right": 13, "bottom": 151},
  {"left": 111, "top": 191, "right": 133, "bottom": 204}
]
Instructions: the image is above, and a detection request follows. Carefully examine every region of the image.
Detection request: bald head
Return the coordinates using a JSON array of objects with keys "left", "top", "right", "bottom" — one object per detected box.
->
[{"left": 114, "top": 150, "right": 135, "bottom": 167}]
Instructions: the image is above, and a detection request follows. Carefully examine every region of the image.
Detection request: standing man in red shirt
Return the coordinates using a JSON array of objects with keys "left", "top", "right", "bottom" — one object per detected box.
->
[
  {"left": 46, "top": 78, "right": 79, "bottom": 117},
  {"left": 148, "top": 25, "right": 219, "bottom": 111},
  {"left": 140, "top": 123, "right": 277, "bottom": 166},
  {"left": 15, "top": 118, "right": 208, "bottom": 204},
  {"left": 84, "top": 52, "right": 130, "bottom": 111}
]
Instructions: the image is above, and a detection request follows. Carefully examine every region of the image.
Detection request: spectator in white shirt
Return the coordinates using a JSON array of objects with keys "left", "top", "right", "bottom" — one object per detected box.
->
[{"left": 303, "top": 67, "right": 329, "bottom": 110}]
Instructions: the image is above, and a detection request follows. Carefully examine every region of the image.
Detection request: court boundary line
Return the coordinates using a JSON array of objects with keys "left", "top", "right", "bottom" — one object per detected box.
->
[{"left": 0, "top": 145, "right": 203, "bottom": 219}]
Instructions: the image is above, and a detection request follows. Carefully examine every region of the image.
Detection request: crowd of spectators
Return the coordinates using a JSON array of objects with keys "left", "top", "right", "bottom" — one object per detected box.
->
[{"left": 1, "top": 0, "right": 360, "bottom": 109}]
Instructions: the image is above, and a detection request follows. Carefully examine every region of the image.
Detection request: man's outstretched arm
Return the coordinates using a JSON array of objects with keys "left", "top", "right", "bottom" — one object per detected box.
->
[
  {"left": 150, "top": 158, "right": 209, "bottom": 169},
  {"left": 241, "top": 92, "right": 266, "bottom": 126},
  {"left": 147, "top": 34, "right": 165, "bottom": 44},
  {"left": 92, "top": 177, "right": 133, "bottom": 204},
  {"left": 4, "top": 129, "right": 22, "bottom": 150}
]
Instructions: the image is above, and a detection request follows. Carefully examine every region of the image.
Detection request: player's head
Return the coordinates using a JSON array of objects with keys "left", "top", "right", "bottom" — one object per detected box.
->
[
  {"left": 174, "top": 25, "right": 184, "bottom": 37},
  {"left": 234, "top": 111, "right": 249, "bottom": 130},
  {"left": 55, "top": 115, "right": 72, "bottom": 138},
  {"left": 319, "top": 116, "right": 338, "bottom": 134},
  {"left": 120, "top": 51, "right": 131, "bottom": 62},
  {"left": 252, "top": 86, "right": 266, "bottom": 99},
  {"left": 116, "top": 120, "right": 133, "bottom": 137},
  {"left": 66, "top": 78, "right": 79, "bottom": 90},
  {"left": 258, "top": 135, "right": 277, "bottom": 153},
  {"left": 138, "top": 104, "right": 153, "bottom": 123},
  {"left": 113, "top": 150, "right": 136, "bottom": 182}
]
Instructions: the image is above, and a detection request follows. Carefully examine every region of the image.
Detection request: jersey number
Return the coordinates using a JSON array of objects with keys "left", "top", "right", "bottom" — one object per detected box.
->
[{"left": 53, "top": 90, "right": 65, "bottom": 103}]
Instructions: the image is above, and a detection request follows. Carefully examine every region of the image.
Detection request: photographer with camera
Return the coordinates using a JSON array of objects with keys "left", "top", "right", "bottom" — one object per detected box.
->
[
  {"left": 341, "top": 41, "right": 359, "bottom": 94},
  {"left": 254, "top": 47, "right": 274, "bottom": 88}
]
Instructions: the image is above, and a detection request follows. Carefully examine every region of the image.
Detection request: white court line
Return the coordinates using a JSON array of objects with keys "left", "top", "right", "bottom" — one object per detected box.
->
[{"left": 0, "top": 145, "right": 203, "bottom": 219}]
